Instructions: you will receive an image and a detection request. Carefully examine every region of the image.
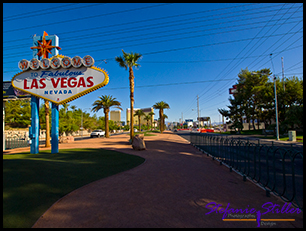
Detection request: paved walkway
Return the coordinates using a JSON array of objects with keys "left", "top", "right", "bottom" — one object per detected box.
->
[{"left": 5, "top": 132, "right": 303, "bottom": 228}]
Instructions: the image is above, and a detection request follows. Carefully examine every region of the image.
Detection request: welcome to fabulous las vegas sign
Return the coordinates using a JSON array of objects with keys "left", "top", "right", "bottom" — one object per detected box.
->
[{"left": 12, "top": 54, "right": 109, "bottom": 105}]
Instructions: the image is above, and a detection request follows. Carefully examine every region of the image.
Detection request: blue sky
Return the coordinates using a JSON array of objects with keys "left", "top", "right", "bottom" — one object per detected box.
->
[{"left": 3, "top": 3, "right": 303, "bottom": 124}]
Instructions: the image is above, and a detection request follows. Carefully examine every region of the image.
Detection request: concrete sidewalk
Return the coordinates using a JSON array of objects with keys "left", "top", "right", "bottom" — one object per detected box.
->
[{"left": 8, "top": 131, "right": 302, "bottom": 228}]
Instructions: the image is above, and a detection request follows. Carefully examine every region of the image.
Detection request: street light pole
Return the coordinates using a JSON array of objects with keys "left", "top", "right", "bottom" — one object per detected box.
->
[
  {"left": 270, "top": 54, "right": 279, "bottom": 140},
  {"left": 273, "top": 75, "right": 280, "bottom": 140}
]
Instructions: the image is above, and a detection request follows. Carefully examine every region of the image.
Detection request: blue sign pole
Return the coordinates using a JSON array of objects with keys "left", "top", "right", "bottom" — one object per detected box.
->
[
  {"left": 30, "top": 96, "right": 39, "bottom": 154},
  {"left": 49, "top": 34, "right": 60, "bottom": 154},
  {"left": 51, "top": 103, "right": 59, "bottom": 153},
  {"left": 29, "top": 36, "right": 40, "bottom": 154}
]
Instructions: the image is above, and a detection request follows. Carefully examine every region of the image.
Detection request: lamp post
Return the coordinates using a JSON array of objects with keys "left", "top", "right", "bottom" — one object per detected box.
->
[
  {"left": 251, "top": 72, "right": 279, "bottom": 140},
  {"left": 273, "top": 74, "right": 280, "bottom": 140}
]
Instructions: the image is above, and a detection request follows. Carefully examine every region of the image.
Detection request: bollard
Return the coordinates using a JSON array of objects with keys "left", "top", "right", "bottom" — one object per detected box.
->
[{"left": 288, "top": 130, "right": 296, "bottom": 141}]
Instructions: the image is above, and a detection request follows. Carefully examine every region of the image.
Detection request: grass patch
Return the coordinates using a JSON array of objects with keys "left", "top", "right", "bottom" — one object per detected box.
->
[
  {"left": 279, "top": 135, "right": 303, "bottom": 142},
  {"left": 3, "top": 148, "right": 145, "bottom": 228},
  {"left": 134, "top": 131, "right": 157, "bottom": 136},
  {"left": 150, "top": 130, "right": 161, "bottom": 133},
  {"left": 221, "top": 130, "right": 303, "bottom": 142}
]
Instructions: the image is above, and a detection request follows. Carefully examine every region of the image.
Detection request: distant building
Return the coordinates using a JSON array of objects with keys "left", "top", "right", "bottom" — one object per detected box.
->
[
  {"left": 126, "top": 107, "right": 154, "bottom": 127},
  {"left": 110, "top": 110, "right": 121, "bottom": 122}
]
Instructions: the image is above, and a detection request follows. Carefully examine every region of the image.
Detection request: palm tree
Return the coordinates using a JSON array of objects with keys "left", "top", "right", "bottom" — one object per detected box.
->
[
  {"left": 134, "top": 109, "right": 145, "bottom": 131},
  {"left": 163, "top": 114, "right": 168, "bottom": 130},
  {"left": 62, "top": 103, "right": 69, "bottom": 115},
  {"left": 115, "top": 50, "right": 142, "bottom": 141},
  {"left": 148, "top": 111, "right": 155, "bottom": 131},
  {"left": 70, "top": 105, "right": 77, "bottom": 112},
  {"left": 153, "top": 120, "right": 157, "bottom": 129},
  {"left": 44, "top": 100, "right": 51, "bottom": 147},
  {"left": 153, "top": 101, "right": 170, "bottom": 134},
  {"left": 92, "top": 95, "right": 122, "bottom": 138},
  {"left": 144, "top": 115, "right": 152, "bottom": 130}
]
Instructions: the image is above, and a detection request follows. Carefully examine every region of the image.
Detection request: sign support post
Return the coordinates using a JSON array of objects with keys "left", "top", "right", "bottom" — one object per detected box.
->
[
  {"left": 3, "top": 101, "right": 5, "bottom": 151},
  {"left": 51, "top": 103, "right": 59, "bottom": 153},
  {"left": 30, "top": 96, "right": 40, "bottom": 154}
]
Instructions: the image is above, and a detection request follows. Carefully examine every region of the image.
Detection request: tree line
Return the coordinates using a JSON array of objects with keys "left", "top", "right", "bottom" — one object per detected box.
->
[
  {"left": 4, "top": 100, "right": 121, "bottom": 135},
  {"left": 218, "top": 68, "right": 303, "bottom": 133},
  {"left": 4, "top": 98, "right": 170, "bottom": 137}
]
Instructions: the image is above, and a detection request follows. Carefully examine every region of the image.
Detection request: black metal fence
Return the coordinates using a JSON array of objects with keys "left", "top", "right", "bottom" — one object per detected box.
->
[
  {"left": 190, "top": 133, "right": 303, "bottom": 211},
  {"left": 5, "top": 138, "right": 29, "bottom": 150}
]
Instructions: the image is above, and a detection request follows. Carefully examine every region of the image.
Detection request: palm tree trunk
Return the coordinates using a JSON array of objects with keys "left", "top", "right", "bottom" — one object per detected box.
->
[
  {"left": 129, "top": 67, "right": 134, "bottom": 141},
  {"left": 138, "top": 115, "right": 141, "bottom": 131},
  {"left": 160, "top": 110, "right": 164, "bottom": 134},
  {"left": 45, "top": 100, "right": 51, "bottom": 147},
  {"left": 104, "top": 108, "right": 109, "bottom": 138}
]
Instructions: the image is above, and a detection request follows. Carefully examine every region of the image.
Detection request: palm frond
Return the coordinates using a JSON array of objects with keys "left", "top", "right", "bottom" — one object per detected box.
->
[
  {"left": 91, "top": 95, "right": 122, "bottom": 112},
  {"left": 153, "top": 101, "right": 170, "bottom": 110},
  {"left": 115, "top": 56, "right": 127, "bottom": 70},
  {"left": 117, "top": 50, "right": 142, "bottom": 69}
]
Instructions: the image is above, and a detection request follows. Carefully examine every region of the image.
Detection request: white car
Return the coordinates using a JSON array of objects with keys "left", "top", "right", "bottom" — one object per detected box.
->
[{"left": 90, "top": 129, "right": 105, "bottom": 138}]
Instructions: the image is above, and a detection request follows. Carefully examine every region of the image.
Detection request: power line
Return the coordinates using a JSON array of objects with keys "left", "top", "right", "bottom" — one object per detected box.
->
[
  {"left": 4, "top": 17, "right": 301, "bottom": 58},
  {"left": 3, "top": 3, "right": 106, "bottom": 21},
  {"left": 4, "top": 24, "right": 302, "bottom": 61},
  {"left": 4, "top": 2, "right": 294, "bottom": 47},
  {"left": 4, "top": 4, "right": 301, "bottom": 51},
  {"left": 247, "top": 5, "right": 303, "bottom": 70},
  {"left": 196, "top": 4, "right": 302, "bottom": 103},
  {"left": 3, "top": 3, "right": 173, "bottom": 33},
  {"left": 141, "top": 31, "right": 303, "bottom": 56},
  {"left": 7, "top": 13, "right": 302, "bottom": 52},
  {"left": 3, "top": 3, "right": 262, "bottom": 43},
  {"left": 252, "top": 36, "right": 303, "bottom": 71},
  {"left": 3, "top": 37, "right": 302, "bottom": 72},
  {"left": 56, "top": 6, "right": 302, "bottom": 44},
  {"left": 3, "top": 3, "right": 77, "bottom": 20},
  {"left": 202, "top": 52, "right": 303, "bottom": 107},
  {"left": 101, "top": 78, "right": 236, "bottom": 90},
  {"left": 199, "top": 45, "right": 303, "bottom": 109},
  {"left": 196, "top": 3, "right": 295, "bottom": 101},
  {"left": 3, "top": 5, "right": 302, "bottom": 81}
]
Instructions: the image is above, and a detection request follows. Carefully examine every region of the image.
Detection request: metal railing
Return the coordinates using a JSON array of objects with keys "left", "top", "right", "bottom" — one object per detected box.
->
[
  {"left": 5, "top": 138, "right": 29, "bottom": 150},
  {"left": 190, "top": 133, "right": 303, "bottom": 211}
]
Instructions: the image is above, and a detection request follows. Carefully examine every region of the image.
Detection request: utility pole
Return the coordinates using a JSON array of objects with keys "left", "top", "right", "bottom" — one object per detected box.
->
[{"left": 281, "top": 57, "right": 285, "bottom": 91}]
